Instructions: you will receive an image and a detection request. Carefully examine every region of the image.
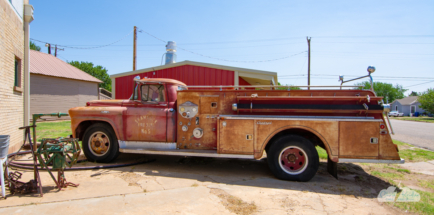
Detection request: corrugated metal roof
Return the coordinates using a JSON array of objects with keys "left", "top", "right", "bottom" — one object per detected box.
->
[
  {"left": 393, "top": 96, "right": 419, "bottom": 105},
  {"left": 30, "top": 50, "right": 102, "bottom": 83}
]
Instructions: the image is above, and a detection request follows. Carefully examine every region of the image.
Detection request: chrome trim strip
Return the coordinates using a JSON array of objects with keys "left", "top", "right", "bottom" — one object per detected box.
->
[
  {"left": 339, "top": 158, "right": 405, "bottom": 164},
  {"left": 119, "top": 141, "right": 177, "bottom": 150},
  {"left": 119, "top": 148, "right": 254, "bottom": 159},
  {"left": 219, "top": 115, "right": 382, "bottom": 122}
]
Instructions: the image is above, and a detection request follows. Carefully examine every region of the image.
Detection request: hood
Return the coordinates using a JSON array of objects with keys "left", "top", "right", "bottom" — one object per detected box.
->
[{"left": 86, "top": 99, "right": 128, "bottom": 107}]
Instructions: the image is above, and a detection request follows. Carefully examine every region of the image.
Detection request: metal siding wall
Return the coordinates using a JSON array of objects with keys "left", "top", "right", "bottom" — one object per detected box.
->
[{"left": 115, "top": 65, "right": 234, "bottom": 99}]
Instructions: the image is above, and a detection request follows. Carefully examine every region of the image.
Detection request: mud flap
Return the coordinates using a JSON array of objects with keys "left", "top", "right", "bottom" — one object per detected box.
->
[{"left": 327, "top": 156, "right": 338, "bottom": 179}]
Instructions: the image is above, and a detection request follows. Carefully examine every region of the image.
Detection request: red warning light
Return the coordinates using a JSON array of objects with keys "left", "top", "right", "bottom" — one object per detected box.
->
[{"left": 380, "top": 124, "right": 385, "bottom": 129}]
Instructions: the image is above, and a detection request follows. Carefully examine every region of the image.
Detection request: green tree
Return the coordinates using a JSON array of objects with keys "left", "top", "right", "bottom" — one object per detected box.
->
[
  {"left": 30, "top": 41, "right": 41, "bottom": 51},
  {"left": 276, "top": 82, "right": 301, "bottom": 90},
  {"left": 69, "top": 61, "right": 111, "bottom": 91},
  {"left": 356, "top": 81, "right": 407, "bottom": 103},
  {"left": 409, "top": 91, "right": 420, "bottom": 96},
  {"left": 418, "top": 88, "right": 434, "bottom": 114}
]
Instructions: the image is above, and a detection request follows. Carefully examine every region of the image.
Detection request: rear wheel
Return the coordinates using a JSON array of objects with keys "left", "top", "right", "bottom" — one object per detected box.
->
[
  {"left": 267, "top": 135, "right": 319, "bottom": 182},
  {"left": 82, "top": 123, "right": 119, "bottom": 163}
]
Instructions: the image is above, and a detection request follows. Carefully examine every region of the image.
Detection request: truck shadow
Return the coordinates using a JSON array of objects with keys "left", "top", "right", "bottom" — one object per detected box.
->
[{"left": 102, "top": 153, "right": 394, "bottom": 199}]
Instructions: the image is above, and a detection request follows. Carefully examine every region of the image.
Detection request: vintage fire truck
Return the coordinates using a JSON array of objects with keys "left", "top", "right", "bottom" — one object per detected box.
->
[{"left": 69, "top": 66, "right": 403, "bottom": 181}]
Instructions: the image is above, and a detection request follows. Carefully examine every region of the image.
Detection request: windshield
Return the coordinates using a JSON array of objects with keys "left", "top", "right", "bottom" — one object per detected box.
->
[{"left": 141, "top": 84, "right": 166, "bottom": 102}]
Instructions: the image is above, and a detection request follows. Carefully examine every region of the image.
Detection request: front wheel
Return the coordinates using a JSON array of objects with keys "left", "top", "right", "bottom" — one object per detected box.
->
[
  {"left": 82, "top": 123, "right": 119, "bottom": 163},
  {"left": 267, "top": 135, "right": 319, "bottom": 182}
]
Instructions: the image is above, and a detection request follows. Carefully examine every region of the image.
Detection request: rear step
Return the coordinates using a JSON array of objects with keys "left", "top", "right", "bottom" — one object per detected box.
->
[{"left": 119, "top": 148, "right": 254, "bottom": 159}]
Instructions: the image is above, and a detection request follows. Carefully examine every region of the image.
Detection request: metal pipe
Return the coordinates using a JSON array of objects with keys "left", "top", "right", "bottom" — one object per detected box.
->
[
  {"left": 341, "top": 75, "right": 371, "bottom": 84},
  {"left": 385, "top": 115, "right": 395, "bottom": 135},
  {"left": 23, "top": 4, "right": 34, "bottom": 127}
]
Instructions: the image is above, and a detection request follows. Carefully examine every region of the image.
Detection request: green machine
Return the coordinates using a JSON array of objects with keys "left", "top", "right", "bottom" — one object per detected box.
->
[
  {"left": 36, "top": 138, "right": 81, "bottom": 189},
  {"left": 32, "top": 113, "right": 81, "bottom": 190}
]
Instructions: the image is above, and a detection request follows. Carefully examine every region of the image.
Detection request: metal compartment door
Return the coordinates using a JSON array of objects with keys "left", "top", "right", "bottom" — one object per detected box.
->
[
  {"left": 339, "top": 121, "right": 380, "bottom": 158},
  {"left": 218, "top": 119, "right": 254, "bottom": 154}
]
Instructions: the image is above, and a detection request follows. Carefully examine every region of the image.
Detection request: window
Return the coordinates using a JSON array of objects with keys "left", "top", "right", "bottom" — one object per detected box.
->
[
  {"left": 395, "top": 106, "right": 398, "bottom": 111},
  {"left": 141, "top": 84, "right": 165, "bottom": 102},
  {"left": 14, "top": 57, "right": 22, "bottom": 92}
]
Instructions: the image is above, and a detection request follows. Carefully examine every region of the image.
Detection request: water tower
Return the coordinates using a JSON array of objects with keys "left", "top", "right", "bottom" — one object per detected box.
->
[{"left": 164, "top": 41, "right": 177, "bottom": 65}]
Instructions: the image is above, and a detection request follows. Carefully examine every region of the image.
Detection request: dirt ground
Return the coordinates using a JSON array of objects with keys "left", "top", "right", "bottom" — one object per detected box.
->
[{"left": 0, "top": 154, "right": 416, "bottom": 215}]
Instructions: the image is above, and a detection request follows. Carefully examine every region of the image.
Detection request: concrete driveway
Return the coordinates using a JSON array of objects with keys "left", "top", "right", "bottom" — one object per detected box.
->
[
  {"left": 390, "top": 119, "right": 434, "bottom": 151},
  {"left": 0, "top": 154, "right": 404, "bottom": 215}
]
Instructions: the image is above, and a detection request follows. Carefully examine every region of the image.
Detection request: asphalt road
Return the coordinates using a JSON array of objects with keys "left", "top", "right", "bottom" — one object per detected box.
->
[{"left": 390, "top": 119, "right": 434, "bottom": 151}]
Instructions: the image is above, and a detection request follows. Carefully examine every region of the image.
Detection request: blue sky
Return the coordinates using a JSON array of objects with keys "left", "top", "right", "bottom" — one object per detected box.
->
[{"left": 29, "top": 0, "right": 434, "bottom": 94}]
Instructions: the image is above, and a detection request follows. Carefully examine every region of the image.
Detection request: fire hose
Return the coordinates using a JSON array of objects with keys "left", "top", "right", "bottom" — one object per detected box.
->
[{"left": 7, "top": 150, "right": 155, "bottom": 171}]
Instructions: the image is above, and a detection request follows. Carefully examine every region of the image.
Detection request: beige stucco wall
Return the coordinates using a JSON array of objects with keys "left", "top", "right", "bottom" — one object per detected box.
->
[
  {"left": 0, "top": 0, "right": 25, "bottom": 153},
  {"left": 30, "top": 74, "right": 99, "bottom": 119}
]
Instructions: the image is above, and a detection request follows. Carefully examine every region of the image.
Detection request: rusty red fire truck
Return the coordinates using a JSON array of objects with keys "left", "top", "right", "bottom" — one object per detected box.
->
[{"left": 69, "top": 66, "right": 403, "bottom": 181}]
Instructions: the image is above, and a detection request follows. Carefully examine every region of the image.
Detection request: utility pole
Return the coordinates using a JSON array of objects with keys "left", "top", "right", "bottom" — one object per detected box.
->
[
  {"left": 133, "top": 26, "right": 137, "bottom": 71},
  {"left": 46, "top": 43, "right": 51, "bottom": 54},
  {"left": 45, "top": 43, "right": 63, "bottom": 57},
  {"left": 54, "top": 45, "right": 64, "bottom": 57},
  {"left": 306, "top": 37, "right": 311, "bottom": 90}
]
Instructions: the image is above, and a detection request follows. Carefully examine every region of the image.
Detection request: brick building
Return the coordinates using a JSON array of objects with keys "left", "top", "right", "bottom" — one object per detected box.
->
[{"left": 0, "top": 0, "right": 34, "bottom": 152}]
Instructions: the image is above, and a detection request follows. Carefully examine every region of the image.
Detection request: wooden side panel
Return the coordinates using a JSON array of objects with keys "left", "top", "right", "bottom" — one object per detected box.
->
[
  {"left": 200, "top": 96, "right": 220, "bottom": 114},
  {"left": 379, "top": 134, "right": 400, "bottom": 160},
  {"left": 254, "top": 120, "right": 339, "bottom": 160},
  {"left": 219, "top": 119, "right": 254, "bottom": 154},
  {"left": 339, "top": 121, "right": 379, "bottom": 158}
]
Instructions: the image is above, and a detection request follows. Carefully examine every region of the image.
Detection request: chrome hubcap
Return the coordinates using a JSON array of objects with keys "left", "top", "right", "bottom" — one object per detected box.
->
[
  {"left": 278, "top": 146, "right": 308, "bottom": 175},
  {"left": 89, "top": 131, "right": 110, "bottom": 156}
]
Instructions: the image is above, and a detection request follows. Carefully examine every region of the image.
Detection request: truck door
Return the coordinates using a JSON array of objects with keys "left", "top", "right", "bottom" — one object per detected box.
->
[{"left": 124, "top": 84, "right": 168, "bottom": 142}]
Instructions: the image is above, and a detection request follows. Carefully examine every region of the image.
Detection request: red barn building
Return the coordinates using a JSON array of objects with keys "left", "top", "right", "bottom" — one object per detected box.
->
[{"left": 110, "top": 61, "right": 278, "bottom": 99}]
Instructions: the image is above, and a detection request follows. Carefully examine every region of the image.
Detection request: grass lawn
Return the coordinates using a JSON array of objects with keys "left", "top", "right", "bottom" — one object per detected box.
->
[
  {"left": 392, "top": 116, "right": 434, "bottom": 123},
  {"left": 31, "top": 120, "right": 72, "bottom": 142},
  {"left": 393, "top": 140, "right": 434, "bottom": 162}
]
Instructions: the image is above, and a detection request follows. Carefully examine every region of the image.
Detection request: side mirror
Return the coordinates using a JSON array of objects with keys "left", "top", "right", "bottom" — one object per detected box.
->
[
  {"left": 383, "top": 104, "right": 391, "bottom": 113},
  {"left": 130, "top": 76, "right": 141, "bottom": 100}
]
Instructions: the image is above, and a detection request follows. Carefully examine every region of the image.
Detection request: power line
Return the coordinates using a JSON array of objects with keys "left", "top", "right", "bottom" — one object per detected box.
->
[
  {"left": 136, "top": 27, "right": 307, "bottom": 63},
  {"left": 313, "top": 35, "right": 434, "bottom": 38},
  {"left": 30, "top": 30, "right": 133, "bottom": 49},
  {"left": 278, "top": 74, "right": 434, "bottom": 79},
  {"left": 404, "top": 80, "right": 434, "bottom": 88}
]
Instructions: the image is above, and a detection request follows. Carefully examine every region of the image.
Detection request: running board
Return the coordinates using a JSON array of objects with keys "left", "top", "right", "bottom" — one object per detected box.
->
[
  {"left": 339, "top": 158, "right": 405, "bottom": 164},
  {"left": 119, "top": 148, "right": 255, "bottom": 159}
]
